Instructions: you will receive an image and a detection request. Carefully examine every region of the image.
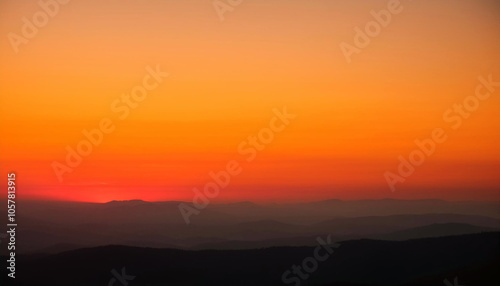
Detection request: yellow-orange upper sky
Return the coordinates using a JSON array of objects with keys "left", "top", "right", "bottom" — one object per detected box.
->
[{"left": 1, "top": 0, "right": 499, "bottom": 203}]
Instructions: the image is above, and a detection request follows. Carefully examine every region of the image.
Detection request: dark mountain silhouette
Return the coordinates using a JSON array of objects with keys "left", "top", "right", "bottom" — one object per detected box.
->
[{"left": 6, "top": 232, "right": 499, "bottom": 286}]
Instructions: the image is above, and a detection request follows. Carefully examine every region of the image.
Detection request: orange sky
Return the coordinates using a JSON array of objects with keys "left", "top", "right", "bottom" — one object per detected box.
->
[{"left": 1, "top": 0, "right": 499, "bottom": 203}]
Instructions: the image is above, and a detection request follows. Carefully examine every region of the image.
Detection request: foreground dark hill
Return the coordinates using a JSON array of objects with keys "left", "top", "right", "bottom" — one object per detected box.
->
[{"left": 8, "top": 232, "right": 500, "bottom": 286}]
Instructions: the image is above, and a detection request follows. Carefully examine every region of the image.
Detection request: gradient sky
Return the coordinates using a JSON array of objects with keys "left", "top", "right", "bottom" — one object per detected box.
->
[{"left": 1, "top": 0, "right": 499, "bottom": 203}]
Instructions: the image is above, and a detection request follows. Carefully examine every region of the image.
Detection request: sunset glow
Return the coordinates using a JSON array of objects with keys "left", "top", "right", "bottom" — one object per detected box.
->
[{"left": 1, "top": 0, "right": 499, "bottom": 203}]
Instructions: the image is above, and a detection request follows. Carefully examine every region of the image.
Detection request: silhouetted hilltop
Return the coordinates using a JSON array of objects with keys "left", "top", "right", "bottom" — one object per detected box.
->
[{"left": 106, "top": 199, "right": 148, "bottom": 204}]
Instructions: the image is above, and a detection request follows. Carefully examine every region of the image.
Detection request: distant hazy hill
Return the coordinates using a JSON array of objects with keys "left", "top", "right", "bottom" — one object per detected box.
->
[
  {"left": 10, "top": 210, "right": 500, "bottom": 254},
  {"left": 2, "top": 199, "right": 499, "bottom": 254},
  {"left": 4, "top": 199, "right": 499, "bottom": 227},
  {"left": 375, "top": 222, "right": 497, "bottom": 241},
  {"left": 192, "top": 221, "right": 498, "bottom": 250}
]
